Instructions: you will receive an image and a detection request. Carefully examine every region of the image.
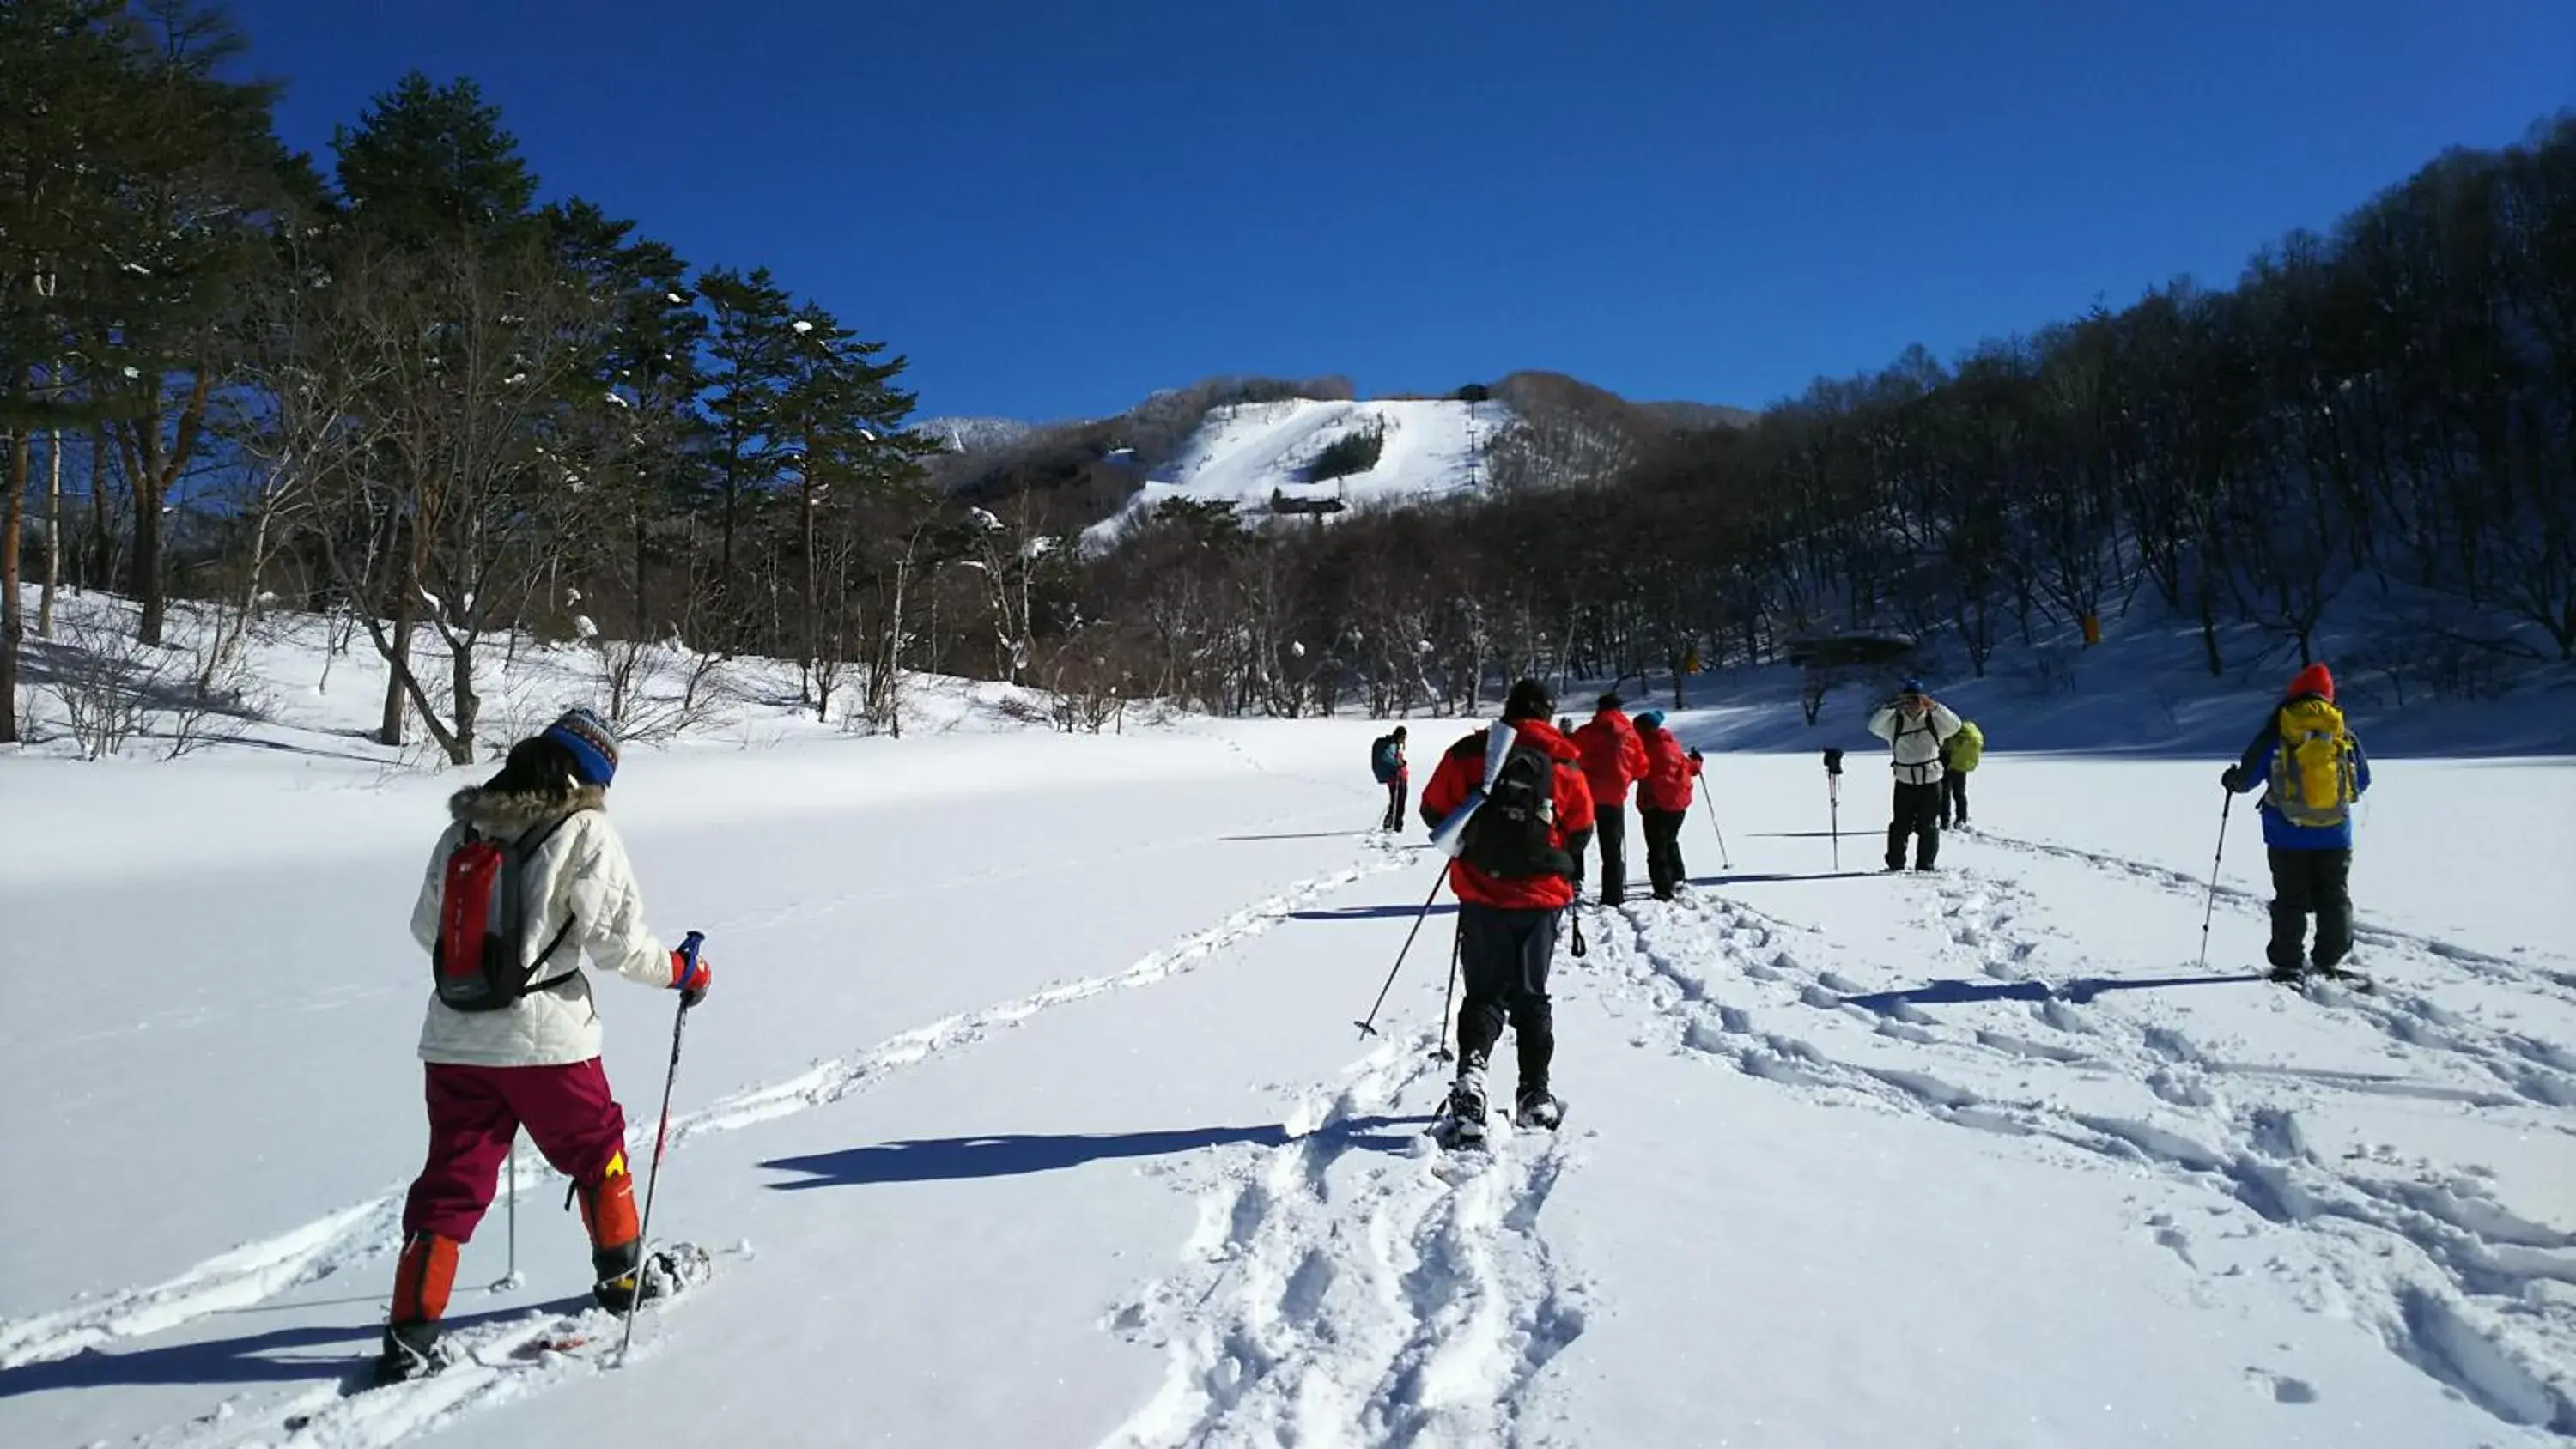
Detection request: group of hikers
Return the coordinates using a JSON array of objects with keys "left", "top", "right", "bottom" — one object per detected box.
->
[
  {"left": 1370, "top": 662, "right": 2370, "bottom": 1141},
  {"left": 371, "top": 660, "right": 2370, "bottom": 1377}
]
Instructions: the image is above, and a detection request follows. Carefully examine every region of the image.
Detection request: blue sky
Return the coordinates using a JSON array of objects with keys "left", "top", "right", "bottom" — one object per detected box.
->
[{"left": 228, "top": 0, "right": 2571, "bottom": 421}]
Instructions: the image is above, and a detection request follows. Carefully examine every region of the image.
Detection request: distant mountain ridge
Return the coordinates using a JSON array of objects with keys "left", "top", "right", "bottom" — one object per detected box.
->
[{"left": 920, "top": 372, "right": 1749, "bottom": 536}]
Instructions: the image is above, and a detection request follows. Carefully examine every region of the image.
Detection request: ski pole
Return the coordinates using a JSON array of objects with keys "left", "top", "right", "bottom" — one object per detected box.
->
[
  {"left": 502, "top": 1145, "right": 517, "bottom": 1289},
  {"left": 1699, "top": 789, "right": 1732, "bottom": 872},
  {"left": 2196, "top": 793, "right": 2233, "bottom": 970},
  {"left": 1435, "top": 919, "right": 1462, "bottom": 1061},
  {"left": 1354, "top": 872, "right": 1447, "bottom": 1040},
  {"left": 1823, "top": 749, "right": 1845, "bottom": 871},
  {"left": 618, "top": 931, "right": 702, "bottom": 1365}
]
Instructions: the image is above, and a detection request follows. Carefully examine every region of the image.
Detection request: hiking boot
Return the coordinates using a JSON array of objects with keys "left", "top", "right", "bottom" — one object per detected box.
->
[
  {"left": 1442, "top": 1064, "right": 1490, "bottom": 1144},
  {"left": 372, "top": 1321, "right": 446, "bottom": 1386},
  {"left": 1515, "top": 1088, "right": 1564, "bottom": 1130},
  {"left": 2267, "top": 961, "right": 2307, "bottom": 985}
]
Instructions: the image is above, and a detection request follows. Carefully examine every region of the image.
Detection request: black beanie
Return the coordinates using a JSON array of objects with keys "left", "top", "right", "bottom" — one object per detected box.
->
[
  {"left": 1504, "top": 678, "right": 1555, "bottom": 723},
  {"left": 1596, "top": 692, "right": 1622, "bottom": 712}
]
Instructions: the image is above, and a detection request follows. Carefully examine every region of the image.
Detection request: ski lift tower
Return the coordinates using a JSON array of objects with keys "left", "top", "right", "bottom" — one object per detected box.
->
[{"left": 1457, "top": 383, "right": 1491, "bottom": 490}]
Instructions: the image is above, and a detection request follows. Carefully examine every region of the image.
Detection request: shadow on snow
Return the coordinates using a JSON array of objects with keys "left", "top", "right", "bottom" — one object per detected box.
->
[
  {"left": 0, "top": 1296, "right": 592, "bottom": 1398},
  {"left": 758, "top": 1116, "right": 1427, "bottom": 1190},
  {"left": 1842, "top": 973, "right": 2271, "bottom": 1012}
]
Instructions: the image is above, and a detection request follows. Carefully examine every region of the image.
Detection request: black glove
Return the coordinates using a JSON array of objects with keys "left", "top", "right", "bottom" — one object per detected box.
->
[{"left": 2220, "top": 767, "right": 2245, "bottom": 793}]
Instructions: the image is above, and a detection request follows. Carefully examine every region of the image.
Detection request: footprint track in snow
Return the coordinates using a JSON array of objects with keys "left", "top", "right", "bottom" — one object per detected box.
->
[
  {"left": 1577, "top": 873, "right": 2576, "bottom": 1439},
  {"left": 1105, "top": 1044, "right": 1589, "bottom": 1449}
]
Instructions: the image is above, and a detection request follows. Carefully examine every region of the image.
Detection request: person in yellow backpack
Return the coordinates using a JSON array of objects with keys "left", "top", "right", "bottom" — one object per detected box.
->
[
  {"left": 1938, "top": 718, "right": 1984, "bottom": 828},
  {"left": 2222, "top": 664, "right": 2372, "bottom": 983}
]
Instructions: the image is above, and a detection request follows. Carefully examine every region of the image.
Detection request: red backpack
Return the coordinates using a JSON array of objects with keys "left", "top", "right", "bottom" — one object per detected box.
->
[{"left": 432, "top": 814, "right": 583, "bottom": 1013}]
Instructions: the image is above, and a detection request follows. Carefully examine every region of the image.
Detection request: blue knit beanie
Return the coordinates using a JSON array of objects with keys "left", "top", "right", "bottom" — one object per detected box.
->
[
  {"left": 1635, "top": 710, "right": 1665, "bottom": 731},
  {"left": 545, "top": 707, "right": 620, "bottom": 786}
]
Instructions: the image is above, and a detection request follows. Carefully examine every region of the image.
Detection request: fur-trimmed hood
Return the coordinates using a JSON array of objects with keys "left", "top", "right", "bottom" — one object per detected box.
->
[{"left": 447, "top": 783, "right": 608, "bottom": 838}]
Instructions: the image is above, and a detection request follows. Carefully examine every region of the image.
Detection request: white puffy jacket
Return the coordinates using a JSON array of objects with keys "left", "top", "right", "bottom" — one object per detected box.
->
[
  {"left": 1868, "top": 700, "right": 1964, "bottom": 785},
  {"left": 409, "top": 784, "right": 674, "bottom": 1068}
]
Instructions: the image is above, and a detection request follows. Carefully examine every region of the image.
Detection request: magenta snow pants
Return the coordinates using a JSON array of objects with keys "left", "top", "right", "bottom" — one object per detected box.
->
[{"left": 402, "top": 1059, "right": 629, "bottom": 1241}]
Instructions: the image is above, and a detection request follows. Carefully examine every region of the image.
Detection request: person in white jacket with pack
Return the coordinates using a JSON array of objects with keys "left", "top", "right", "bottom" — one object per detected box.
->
[
  {"left": 377, "top": 708, "right": 714, "bottom": 1385},
  {"left": 1867, "top": 678, "right": 1964, "bottom": 872}
]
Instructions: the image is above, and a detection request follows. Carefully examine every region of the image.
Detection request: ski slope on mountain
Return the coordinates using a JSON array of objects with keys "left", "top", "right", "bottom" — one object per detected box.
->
[
  {"left": 3, "top": 616, "right": 2573, "bottom": 1447},
  {"left": 1088, "top": 397, "right": 1505, "bottom": 543}
]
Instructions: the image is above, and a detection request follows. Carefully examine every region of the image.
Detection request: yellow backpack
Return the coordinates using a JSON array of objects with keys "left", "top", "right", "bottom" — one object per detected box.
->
[{"left": 2269, "top": 699, "right": 2357, "bottom": 828}]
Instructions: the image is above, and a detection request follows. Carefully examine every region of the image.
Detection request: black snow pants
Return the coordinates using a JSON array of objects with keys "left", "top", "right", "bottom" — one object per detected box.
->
[
  {"left": 1941, "top": 770, "right": 1969, "bottom": 828},
  {"left": 1639, "top": 808, "right": 1687, "bottom": 900},
  {"left": 1382, "top": 779, "right": 1408, "bottom": 832},
  {"left": 1591, "top": 803, "right": 1630, "bottom": 906},
  {"left": 1455, "top": 902, "right": 1559, "bottom": 1096},
  {"left": 2267, "top": 847, "right": 2354, "bottom": 971},
  {"left": 1887, "top": 781, "right": 1943, "bottom": 870}
]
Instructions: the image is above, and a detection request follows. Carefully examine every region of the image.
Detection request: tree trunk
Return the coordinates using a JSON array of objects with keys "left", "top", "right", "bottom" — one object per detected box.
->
[
  {"left": 86, "top": 429, "right": 110, "bottom": 591},
  {"left": 380, "top": 555, "right": 414, "bottom": 748},
  {"left": 448, "top": 630, "right": 478, "bottom": 764},
  {"left": 125, "top": 372, "right": 214, "bottom": 647},
  {"left": 37, "top": 428, "right": 59, "bottom": 637},
  {"left": 1, "top": 421, "right": 27, "bottom": 744}
]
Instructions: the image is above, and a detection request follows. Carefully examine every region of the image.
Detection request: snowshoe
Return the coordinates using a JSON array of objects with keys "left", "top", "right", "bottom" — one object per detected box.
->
[
  {"left": 1435, "top": 1075, "right": 1490, "bottom": 1149},
  {"left": 2266, "top": 961, "right": 2307, "bottom": 985},
  {"left": 369, "top": 1324, "right": 448, "bottom": 1388},
  {"left": 1514, "top": 1091, "right": 1566, "bottom": 1131},
  {"left": 2307, "top": 964, "right": 2376, "bottom": 993},
  {"left": 595, "top": 1242, "right": 713, "bottom": 1314}
]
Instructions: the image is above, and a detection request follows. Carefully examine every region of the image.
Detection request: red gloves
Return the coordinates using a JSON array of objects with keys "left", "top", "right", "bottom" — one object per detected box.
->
[{"left": 669, "top": 931, "right": 712, "bottom": 1005}]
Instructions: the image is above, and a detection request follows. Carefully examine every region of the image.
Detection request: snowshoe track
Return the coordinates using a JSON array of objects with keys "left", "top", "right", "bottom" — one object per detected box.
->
[
  {"left": 0, "top": 848, "right": 1414, "bottom": 1416},
  {"left": 1104, "top": 1043, "right": 1589, "bottom": 1448},
  {"left": 1580, "top": 874, "right": 2576, "bottom": 1440}
]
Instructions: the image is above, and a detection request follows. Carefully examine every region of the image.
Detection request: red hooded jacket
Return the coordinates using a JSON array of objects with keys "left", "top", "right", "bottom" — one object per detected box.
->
[
  {"left": 1420, "top": 719, "right": 1596, "bottom": 910},
  {"left": 1637, "top": 723, "right": 1702, "bottom": 812},
  {"left": 1570, "top": 708, "right": 1650, "bottom": 808}
]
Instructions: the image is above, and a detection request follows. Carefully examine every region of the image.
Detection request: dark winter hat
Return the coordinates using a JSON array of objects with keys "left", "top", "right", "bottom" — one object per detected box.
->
[
  {"left": 1391, "top": 725, "right": 1407, "bottom": 739},
  {"left": 2285, "top": 663, "right": 2335, "bottom": 702},
  {"left": 1899, "top": 677, "right": 1925, "bottom": 694},
  {"left": 1634, "top": 710, "right": 1666, "bottom": 731},
  {"left": 1596, "top": 692, "right": 1623, "bottom": 712},
  {"left": 544, "top": 708, "right": 620, "bottom": 786},
  {"left": 1503, "top": 678, "right": 1556, "bottom": 723}
]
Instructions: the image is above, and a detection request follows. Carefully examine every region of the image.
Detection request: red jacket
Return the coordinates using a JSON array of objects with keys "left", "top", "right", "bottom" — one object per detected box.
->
[
  {"left": 1421, "top": 719, "right": 1596, "bottom": 910},
  {"left": 1570, "top": 708, "right": 1649, "bottom": 808},
  {"left": 1637, "top": 724, "right": 1702, "bottom": 812}
]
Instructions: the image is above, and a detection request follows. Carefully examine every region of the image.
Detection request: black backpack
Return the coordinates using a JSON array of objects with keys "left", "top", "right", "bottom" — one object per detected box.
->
[
  {"left": 1459, "top": 743, "right": 1575, "bottom": 880},
  {"left": 430, "top": 812, "right": 583, "bottom": 1012}
]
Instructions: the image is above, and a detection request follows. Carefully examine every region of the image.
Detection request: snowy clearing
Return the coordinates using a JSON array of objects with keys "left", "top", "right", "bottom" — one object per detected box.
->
[{"left": 2, "top": 613, "right": 2572, "bottom": 1447}]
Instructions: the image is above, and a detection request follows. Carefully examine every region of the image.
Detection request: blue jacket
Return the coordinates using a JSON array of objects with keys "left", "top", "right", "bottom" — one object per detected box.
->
[{"left": 2228, "top": 701, "right": 2371, "bottom": 850}]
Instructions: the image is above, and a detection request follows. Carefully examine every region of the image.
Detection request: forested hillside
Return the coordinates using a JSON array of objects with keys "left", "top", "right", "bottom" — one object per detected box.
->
[{"left": 5, "top": 0, "right": 2567, "bottom": 752}]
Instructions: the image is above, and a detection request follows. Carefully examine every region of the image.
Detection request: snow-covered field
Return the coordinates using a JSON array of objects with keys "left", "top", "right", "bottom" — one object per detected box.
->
[
  {"left": 3, "top": 606, "right": 2573, "bottom": 1447},
  {"left": 1087, "top": 397, "right": 1504, "bottom": 543}
]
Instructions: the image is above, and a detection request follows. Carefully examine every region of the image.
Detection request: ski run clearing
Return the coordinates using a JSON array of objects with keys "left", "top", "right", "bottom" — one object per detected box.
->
[
  {"left": 1086, "top": 397, "right": 1504, "bottom": 544},
  {"left": 3, "top": 616, "right": 2575, "bottom": 1447}
]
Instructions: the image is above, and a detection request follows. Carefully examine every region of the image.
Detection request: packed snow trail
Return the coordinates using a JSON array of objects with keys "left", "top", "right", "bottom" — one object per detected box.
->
[
  {"left": 0, "top": 847, "right": 1413, "bottom": 1375},
  {"left": 1103, "top": 1039, "right": 1589, "bottom": 1449},
  {"left": 1567, "top": 866, "right": 2576, "bottom": 1439}
]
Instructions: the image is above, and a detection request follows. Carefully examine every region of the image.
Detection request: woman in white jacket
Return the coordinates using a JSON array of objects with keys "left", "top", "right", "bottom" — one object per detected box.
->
[
  {"left": 378, "top": 709, "right": 713, "bottom": 1385},
  {"left": 1867, "top": 678, "right": 1963, "bottom": 872}
]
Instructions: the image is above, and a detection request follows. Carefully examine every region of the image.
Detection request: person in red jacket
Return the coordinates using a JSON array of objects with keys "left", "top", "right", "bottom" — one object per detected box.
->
[
  {"left": 1419, "top": 679, "right": 1595, "bottom": 1141},
  {"left": 1570, "top": 693, "right": 1650, "bottom": 906},
  {"left": 1633, "top": 711, "right": 1704, "bottom": 901}
]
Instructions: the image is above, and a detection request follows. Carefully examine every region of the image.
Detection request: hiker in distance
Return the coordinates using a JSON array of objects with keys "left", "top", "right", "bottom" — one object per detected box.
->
[
  {"left": 1571, "top": 692, "right": 1650, "bottom": 906},
  {"left": 381, "top": 709, "right": 714, "bottom": 1385},
  {"left": 1419, "top": 678, "right": 1595, "bottom": 1143},
  {"left": 1868, "top": 678, "right": 1964, "bottom": 872},
  {"left": 1939, "top": 715, "right": 1984, "bottom": 828},
  {"left": 1371, "top": 724, "right": 1411, "bottom": 834},
  {"left": 2222, "top": 663, "right": 2372, "bottom": 984},
  {"left": 1632, "top": 710, "right": 1704, "bottom": 901}
]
